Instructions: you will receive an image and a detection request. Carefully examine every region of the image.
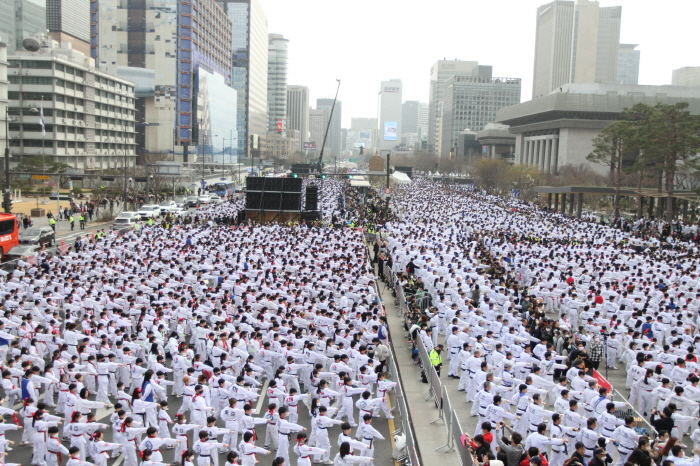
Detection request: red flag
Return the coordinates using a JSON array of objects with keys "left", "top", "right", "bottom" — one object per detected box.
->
[
  {"left": 592, "top": 369, "right": 612, "bottom": 393},
  {"left": 12, "top": 412, "right": 21, "bottom": 426}
]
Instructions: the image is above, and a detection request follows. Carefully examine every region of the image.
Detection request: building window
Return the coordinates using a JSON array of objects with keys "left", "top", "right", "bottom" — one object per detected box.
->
[
  {"left": 55, "top": 79, "right": 64, "bottom": 87},
  {"left": 55, "top": 64, "right": 64, "bottom": 72},
  {"left": 8, "top": 76, "right": 20, "bottom": 84},
  {"left": 55, "top": 94, "right": 65, "bottom": 102},
  {"left": 23, "top": 76, "right": 53, "bottom": 85},
  {"left": 22, "top": 61, "right": 52, "bottom": 69},
  {"left": 8, "top": 60, "right": 20, "bottom": 68},
  {"left": 22, "top": 93, "right": 45, "bottom": 100}
]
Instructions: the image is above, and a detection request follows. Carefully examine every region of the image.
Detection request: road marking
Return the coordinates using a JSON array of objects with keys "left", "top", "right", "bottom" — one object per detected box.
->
[
  {"left": 255, "top": 381, "right": 269, "bottom": 414},
  {"left": 112, "top": 453, "right": 125, "bottom": 466}
]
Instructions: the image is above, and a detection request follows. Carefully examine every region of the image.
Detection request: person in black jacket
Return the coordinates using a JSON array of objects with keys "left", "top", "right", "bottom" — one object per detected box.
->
[{"left": 650, "top": 408, "right": 675, "bottom": 435}]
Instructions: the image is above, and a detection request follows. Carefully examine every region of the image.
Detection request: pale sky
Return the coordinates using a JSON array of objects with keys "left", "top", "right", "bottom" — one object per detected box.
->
[{"left": 265, "top": 0, "right": 700, "bottom": 128}]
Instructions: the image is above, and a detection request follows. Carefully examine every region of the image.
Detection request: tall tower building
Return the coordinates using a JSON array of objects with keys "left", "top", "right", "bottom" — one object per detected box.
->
[
  {"left": 402, "top": 101, "right": 420, "bottom": 134},
  {"left": 0, "top": 0, "right": 45, "bottom": 53},
  {"left": 428, "top": 60, "right": 488, "bottom": 154},
  {"left": 91, "top": 0, "right": 179, "bottom": 160},
  {"left": 617, "top": 44, "right": 640, "bottom": 85},
  {"left": 316, "top": 98, "right": 341, "bottom": 155},
  {"left": 287, "top": 85, "right": 309, "bottom": 144},
  {"left": 309, "top": 107, "right": 330, "bottom": 151},
  {"left": 267, "top": 33, "right": 287, "bottom": 134},
  {"left": 440, "top": 73, "right": 521, "bottom": 157},
  {"left": 532, "top": 0, "right": 621, "bottom": 99},
  {"left": 219, "top": 0, "right": 268, "bottom": 157},
  {"left": 377, "top": 79, "right": 402, "bottom": 152},
  {"left": 47, "top": 0, "right": 90, "bottom": 55}
]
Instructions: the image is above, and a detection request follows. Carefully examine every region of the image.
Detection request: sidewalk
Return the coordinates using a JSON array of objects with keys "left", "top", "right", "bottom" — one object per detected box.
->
[
  {"left": 380, "top": 283, "right": 461, "bottom": 466},
  {"left": 14, "top": 199, "right": 124, "bottom": 235}
]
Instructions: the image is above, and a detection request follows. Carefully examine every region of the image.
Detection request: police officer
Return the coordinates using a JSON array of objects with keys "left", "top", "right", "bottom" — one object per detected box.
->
[{"left": 430, "top": 344, "right": 443, "bottom": 377}]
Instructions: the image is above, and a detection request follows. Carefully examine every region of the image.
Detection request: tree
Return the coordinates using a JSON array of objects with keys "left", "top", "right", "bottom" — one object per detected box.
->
[
  {"left": 649, "top": 102, "right": 700, "bottom": 222},
  {"left": 587, "top": 120, "right": 635, "bottom": 218},
  {"left": 473, "top": 159, "right": 509, "bottom": 192},
  {"left": 15, "top": 155, "right": 70, "bottom": 174}
]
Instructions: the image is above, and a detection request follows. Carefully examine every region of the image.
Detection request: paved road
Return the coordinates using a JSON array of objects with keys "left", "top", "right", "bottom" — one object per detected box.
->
[{"left": 0, "top": 218, "right": 398, "bottom": 466}]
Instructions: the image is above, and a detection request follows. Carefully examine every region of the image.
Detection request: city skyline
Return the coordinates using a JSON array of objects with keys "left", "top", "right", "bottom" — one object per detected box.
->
[{"left": 265, "top": 0, "right": 700, "bottom": 127}]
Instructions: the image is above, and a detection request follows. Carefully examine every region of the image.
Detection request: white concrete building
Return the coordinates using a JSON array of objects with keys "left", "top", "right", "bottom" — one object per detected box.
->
[
  {"left": 267, "top": 33, "right": 288, "bottom": 134},
  {"left": 497, "top": 83, "right": 700, "bottom": 175},
  {"left": 8, "top": 37, "right": 136, "bottom": 169}
]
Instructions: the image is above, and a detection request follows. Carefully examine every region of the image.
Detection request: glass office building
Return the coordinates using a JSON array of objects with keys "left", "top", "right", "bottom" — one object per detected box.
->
[
  {"left": 175, "top": 0, "right": 232, "bottom": 160},
  {"left": 196, "top": 67, "right": 237, "bottom": 163},
  {"left": 0, "top": 0, "right": 46, "bottom": 53},
  {"left": 220, "top": 0, "right": 267, "bottom": 157}
]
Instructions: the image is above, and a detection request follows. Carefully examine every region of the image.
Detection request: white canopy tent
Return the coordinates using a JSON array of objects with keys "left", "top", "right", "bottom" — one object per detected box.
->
[{"left": 391, "top": 171, "right": 412, "bottom": 184}]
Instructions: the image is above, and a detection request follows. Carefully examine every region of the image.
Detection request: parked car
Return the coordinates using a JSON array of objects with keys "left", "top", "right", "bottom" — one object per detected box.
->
[
  {"left": 111, "top": 217, "right": 139, "bottom": 230},
  {"left": 159, "top": 201, "right": 178, "bottom": 213},
  {"left": 198, "top": 194, "right": 212, "bottom": 205},
  {"left": 186, "top": 196, "right": 199, "bottom": 208},
  {"left": 117, "top": 211, "right": 141, "bottom": 221},
  {"left": 171, "top": 207, "right": 188, "bottom": 217},
  {"left": 209, "top": 194, "right": 223, "bottom": 205},
  {"left": 19, "top": 226, "right": 55, "bottom": 246},
  {"left": 137, "top": 205, "right": 161, "bottom": 218},
  {"left": 3, "top": 244, "right": 46, "bottom": 262},
  {"left": 174, "top": 196, "right": 187, "bottom": 209}
]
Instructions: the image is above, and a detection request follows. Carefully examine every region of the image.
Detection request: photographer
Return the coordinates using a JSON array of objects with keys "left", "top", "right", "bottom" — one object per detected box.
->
[{"left": 495, "top": 421, "right": 525, "bottom": 466}]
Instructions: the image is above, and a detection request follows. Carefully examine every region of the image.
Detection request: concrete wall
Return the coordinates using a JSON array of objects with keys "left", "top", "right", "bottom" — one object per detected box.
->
[{"left": 559, "top": 127, "right": 607, "bottom": 175}]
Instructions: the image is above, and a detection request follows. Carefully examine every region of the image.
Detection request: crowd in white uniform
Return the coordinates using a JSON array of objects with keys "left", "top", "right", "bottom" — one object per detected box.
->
[
  {"left": 381, "top": 180, "right": 700, "bottom": 466},
  {"left": 0, "top": 180, "right": 397, "bottom": 466}
]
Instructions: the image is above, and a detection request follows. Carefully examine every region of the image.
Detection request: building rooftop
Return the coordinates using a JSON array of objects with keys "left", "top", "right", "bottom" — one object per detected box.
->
[{"left": 496, "top": 83, "right": 700, "bottom": 127}]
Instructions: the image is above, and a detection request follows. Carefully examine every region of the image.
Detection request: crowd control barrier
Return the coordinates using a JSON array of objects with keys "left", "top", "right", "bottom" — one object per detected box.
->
[{"left": 612, "top": 389, "right": 658, "bottom": 439}]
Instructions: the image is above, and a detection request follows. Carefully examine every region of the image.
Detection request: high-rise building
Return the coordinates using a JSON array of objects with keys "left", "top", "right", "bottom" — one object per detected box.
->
[
  {"left": 341, "top": 128, "right": 347, "bottom": 152},
  {"left": 316, "top": 98, "right": 341, "bottom": 155},
  {"left": 428, "top": 60, "right": 489, "bottom": 154},
  {"left": 47, "top": 0, "right": 90, "bottom": 55},
  {"left": 0, "top": 42, "right": 7, "bottom": 160},
  {"left": 174, "top": 0, "right": 233, "bottom": 162},
  {"left": 377, "top": 79, "right": 402, "bottom": 152},
  {"left": 350, "top": 118, "right": 376, "bottom": 132},
  {"left": 440, "top": 73, "right": 521, "bottom": 157},
  {"left": 419, "top": 102, "right": 429, "bottom": 144},
  {"left": 267, "top": 33, "right": 287, "bottom": 134},
  {"left": 617, "top": 44, "right": 640, "bottom": 85},
  {"left": 672, "top": 67, "right": 700, "bottom": 87},
  {"left": 92, "top": 0, "right": 179, "bottom": 161},
  {"left": 7, "top": 39, "right": 137, "bottom": 170},
  {"left": 286, "top": 85, "right": 309, "bottom": 147},
  {"left": 0, "top": 0, "right": 45, "bottom": 54},
  {"left": 532, "top": 0, "right": 622, "bottom": 99},
  {"left": 309, "top": 107, "right": 329, "bottom": 151},
  {"left": 220, "top": 0, "right": 268, "bottom": 157},
  {"left": 402, "top": 101, "right": 420, "bottom": 134}
]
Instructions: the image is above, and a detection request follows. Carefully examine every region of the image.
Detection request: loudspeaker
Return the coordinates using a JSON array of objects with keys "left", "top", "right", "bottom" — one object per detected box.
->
[
  {"left": 263, "top": 192, "right": 282, "bottom": 210},
  {"left": 246, "top": 191, "right": 262, "bottom": 209},
  {"left": 301, "top": 211, "right": 322, "bottom": 223},
  {"left": 265, "top": 178, "right": 284, "bottom": 192},
  {"left": 306, "top": 185, "right": 318, "bottom": 211},
  {"left": 284, "top": 178, "right": 303, "bottom": 193},
  {"left": 281, "top": 193, "right": 302, "bottom": 211},
  {"left": 246, "top": 177, "right": 264, "bottom": 191},
  {"left": 237, "top": 211, "right": 246, "bottom": 223}
]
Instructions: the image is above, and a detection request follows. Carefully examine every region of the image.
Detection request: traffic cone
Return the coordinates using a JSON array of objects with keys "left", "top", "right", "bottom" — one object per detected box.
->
[{"left": 61, "top": 239, "right": 65, "bottom": 246}]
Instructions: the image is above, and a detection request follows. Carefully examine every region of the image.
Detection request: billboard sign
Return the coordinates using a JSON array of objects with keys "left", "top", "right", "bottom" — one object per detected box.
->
[
  {"left": 277, "top": 119, "right": 282, "bottom": 133},
  {"left": 360, "top": 131, "right": 370, "bottom": 139},
  {"left": 303, "top": 142, "right": 317, "bottom": 150},
  {"left": 383, "top": 121, "right": 397, "bottom": 141}
]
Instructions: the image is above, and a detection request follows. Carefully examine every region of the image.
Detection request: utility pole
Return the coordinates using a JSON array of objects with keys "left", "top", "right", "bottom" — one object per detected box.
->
[
  {"left": 386, "top": 151, "right": 390, "bottom": 220},
  {"left": 4, "top": 106, "right": 11, "bottom": 213}
]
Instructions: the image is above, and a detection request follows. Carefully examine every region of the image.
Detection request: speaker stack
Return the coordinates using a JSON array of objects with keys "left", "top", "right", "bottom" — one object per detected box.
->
[
  {"left": 245, "top": 177, "right": 303, "bottom": 224},
  {"left": 305, "top": 185, "right": 318, "bottom": 211}
]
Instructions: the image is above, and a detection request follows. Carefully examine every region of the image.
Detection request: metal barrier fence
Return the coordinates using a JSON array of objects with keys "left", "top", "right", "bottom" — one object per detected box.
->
[
  {"left": 451, "top": 409, "right": 474, "bottom": 466},
  {"left": 386, "top": 322, "right": 421, "bottom": 466},
  {"left": 612, "top": 389, "right": 658, "bottom": 439},
  {"left": 416, "top": 337, "right": 434, "bottom": 401}
]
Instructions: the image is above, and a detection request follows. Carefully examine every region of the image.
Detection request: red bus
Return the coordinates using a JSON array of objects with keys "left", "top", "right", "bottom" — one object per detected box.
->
[{"left": 0, "top": 214, "right": 19, "bottom": 257}]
